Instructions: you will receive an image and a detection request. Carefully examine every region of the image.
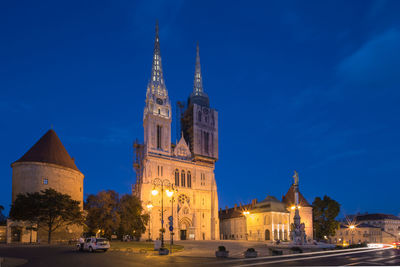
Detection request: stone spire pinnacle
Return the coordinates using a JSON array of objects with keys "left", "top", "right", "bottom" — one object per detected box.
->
[
  {"left": 193, "top": 42, "right": 204, "bottom": 96},
  {"left": 147, "top": 21, "right": 167, "bottom": 98},
  {"left": 189, "top": 43, "right": 209, "bottom": 107}
]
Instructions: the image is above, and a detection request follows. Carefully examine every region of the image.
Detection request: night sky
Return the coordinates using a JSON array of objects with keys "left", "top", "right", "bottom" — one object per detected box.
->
[{"left": 1, "top": 0, "right": 399, "bottom": 217}]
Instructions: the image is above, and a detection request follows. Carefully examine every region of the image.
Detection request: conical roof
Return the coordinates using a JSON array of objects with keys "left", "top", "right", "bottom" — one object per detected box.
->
[
  {"left": 282, "top": 184, "right": 311, "bottom": 207},
  {"left": 13, "top": 129, "right": 80, "bottom": 172}
]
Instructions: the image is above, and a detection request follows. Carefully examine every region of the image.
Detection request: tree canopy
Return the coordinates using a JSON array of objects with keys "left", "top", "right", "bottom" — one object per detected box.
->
[
  {"left": 85, "top": 190, "right": 148, "bottom": 240},
  {"left": 9, "top": 188, "right": 84, "bottom": 243},
  {"left": 312, "top": 195, "right": 341, "bottom": 240}
]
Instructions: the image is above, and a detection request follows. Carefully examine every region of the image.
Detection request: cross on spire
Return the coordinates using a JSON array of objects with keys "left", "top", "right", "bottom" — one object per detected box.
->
[{"left": 147, "top": 21, "right": 167, "bottom": 98}]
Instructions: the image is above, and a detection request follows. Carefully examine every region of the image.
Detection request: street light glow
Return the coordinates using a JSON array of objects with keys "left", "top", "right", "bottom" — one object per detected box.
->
[
  {"left": 166, "top": 189, "right": 173, "bottom": 197},
  {"left": 146, "top": 204, "right": 153, "bottom": 210},
  {"left": 151, "top": 189, "right": 158, "bottom": 196},
  {"left": 243, "top": 211, "right": 250, "bottom": 215},
  {"left": 349, "top": 225, "right": 355, "bottom": 230}
]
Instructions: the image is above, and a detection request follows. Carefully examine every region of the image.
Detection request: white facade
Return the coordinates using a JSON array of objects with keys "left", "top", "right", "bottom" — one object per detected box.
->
[{"left": 133, "top": 24, "right": 219, "bottom": 241}]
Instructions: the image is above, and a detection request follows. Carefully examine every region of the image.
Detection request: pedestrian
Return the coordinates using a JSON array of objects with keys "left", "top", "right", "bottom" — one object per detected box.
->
[{"left": 78, "top": 237, "right": 84, "bottom": 251}]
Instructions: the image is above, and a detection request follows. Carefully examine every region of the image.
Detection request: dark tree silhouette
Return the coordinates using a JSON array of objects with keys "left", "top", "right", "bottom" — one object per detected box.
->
[{"left": 9, "top": 189, "right": 83, "bottom": 243}]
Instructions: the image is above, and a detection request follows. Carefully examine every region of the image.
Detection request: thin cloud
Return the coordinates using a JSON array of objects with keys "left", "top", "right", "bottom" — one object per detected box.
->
[{"left": 337, "top": 28, "right": 400, "bottom": 89}]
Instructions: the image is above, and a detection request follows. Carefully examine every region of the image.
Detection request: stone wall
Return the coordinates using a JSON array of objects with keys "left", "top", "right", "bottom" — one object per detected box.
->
[
  {"left": 11, "top": 161, "right": 84, "bottom": 242},
  {"left": 12, "top": 162, "right": 84, "bottom": 208}
]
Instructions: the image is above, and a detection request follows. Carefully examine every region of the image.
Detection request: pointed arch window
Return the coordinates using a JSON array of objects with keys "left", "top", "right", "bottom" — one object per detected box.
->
[
  {"left": 157, "top": 125, "right": 162, "bottom": 149},
  {"left": 175, "top": 169, "right": 179, "bottom": 186},
  {"left": 181, "top": 170, "right": 186, "bottom": 187},
  {"left": 198, "top": 111, "right": 202, "bottom": 122},
  {"left": 187, "top": 171, "right": 191, "bottom": 188},
  {"left": 204, "top": 131, "right": 209, "bottom": 154}
]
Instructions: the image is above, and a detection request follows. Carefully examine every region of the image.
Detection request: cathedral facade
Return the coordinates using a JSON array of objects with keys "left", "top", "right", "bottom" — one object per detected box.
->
[{"left": 133, "top": 24, "right": 219, "bottom": 241}]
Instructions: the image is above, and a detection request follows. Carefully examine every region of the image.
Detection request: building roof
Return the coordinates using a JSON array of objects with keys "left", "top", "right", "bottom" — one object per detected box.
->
[
  {"left": 13, "top": 129, "right": 80, "bottom": 172},
  {"left": 355, "top": 213, "right": 400, "bottom": 221},
  {"left": 339, "top": 223, "right": 380, "bottom": 229},
  {"left": 219, "top": 195, "right": 289, "bottom": 220},
  {"left": 252, "top": 195, "right": 288, "bottom": 213},
  {"left": 219, "top": 204, "right": 251, "bottom": 220},
  {"left": 282, "top": 184, "right": 311, "bottom": 207}
]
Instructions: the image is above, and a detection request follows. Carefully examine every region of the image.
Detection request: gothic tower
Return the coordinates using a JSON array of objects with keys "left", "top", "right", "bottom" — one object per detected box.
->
[
  {"left": 182, "top": 44, "right": 218, "bottom": 164},
  {"left": 134, "top": 25, "right": 219, "bottom": 241},
  {"left": 143, "top": 22, "right": 172, "bottom": 156}
]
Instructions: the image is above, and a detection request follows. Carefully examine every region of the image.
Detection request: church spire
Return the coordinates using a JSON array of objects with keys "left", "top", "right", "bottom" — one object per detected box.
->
[
  {"left": 189, "top": 43, "right": 209, "bottom": 107},
  {"left": 147, "top": 21, "right": 167, "bottom": 98},
  {"left": 193, "top": 42, "right": 204, "bottom": 96}
]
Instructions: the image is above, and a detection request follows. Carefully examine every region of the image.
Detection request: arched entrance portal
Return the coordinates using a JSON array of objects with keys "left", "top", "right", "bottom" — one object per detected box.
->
[
  {"left": 265, "top": 229, "right": 270, "bottom": 241},
  {"left": 179, "top": 217, "right": 192, "bottom": 240}
]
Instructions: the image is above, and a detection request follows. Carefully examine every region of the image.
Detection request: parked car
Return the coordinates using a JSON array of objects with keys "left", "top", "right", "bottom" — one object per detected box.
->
[{"left": 77, "top": 237, "right": 110, "bottom": 252}]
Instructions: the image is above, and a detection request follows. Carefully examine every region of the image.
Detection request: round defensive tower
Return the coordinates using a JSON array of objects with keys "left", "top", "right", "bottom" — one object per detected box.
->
[{"left": 9, "top": 129, "right": 84, "bottom": 242}]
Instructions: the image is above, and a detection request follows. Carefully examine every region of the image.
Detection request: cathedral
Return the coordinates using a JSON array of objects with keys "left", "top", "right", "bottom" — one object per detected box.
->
[{"left": 133, "top": 24, "right": 219, "bottom": 241}]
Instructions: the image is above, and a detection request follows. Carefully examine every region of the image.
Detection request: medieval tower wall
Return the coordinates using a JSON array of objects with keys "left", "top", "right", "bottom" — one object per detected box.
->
[{"left": 9, "top": 129, "right": 84, "bottom": 243}]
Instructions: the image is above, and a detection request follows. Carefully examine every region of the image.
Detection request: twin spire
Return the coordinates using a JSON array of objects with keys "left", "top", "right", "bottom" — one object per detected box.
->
[
  {"left": 147, "top": 22, "right": 167, "bottom": 98},
  {"left": 148, "top": 22, "right": 208, "bottom": 106}
]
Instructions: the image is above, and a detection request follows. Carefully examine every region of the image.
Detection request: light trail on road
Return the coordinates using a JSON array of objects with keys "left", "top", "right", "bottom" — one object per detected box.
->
[{"left": 233, "top": 247, "right": 393, "bottom": 267}]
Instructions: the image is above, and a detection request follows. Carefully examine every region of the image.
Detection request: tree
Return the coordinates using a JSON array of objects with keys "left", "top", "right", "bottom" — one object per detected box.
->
[
  {"left": 9, "top": 189, "right": 84, "bottom": 243},
  {"left": 118, "top": 194, "right": 149, "bottom": 240},
  {"left": 85, "top": 190, "right": 120, "bottom": 238},
  {"left": 85, "top": 191, "right": 149, "bottom": 240},
  {"left": 0, "top": 205, "right": 7, "bottom": 225},
  {"left": 312, "top": 195, "right": 340, "bottom": 240}
]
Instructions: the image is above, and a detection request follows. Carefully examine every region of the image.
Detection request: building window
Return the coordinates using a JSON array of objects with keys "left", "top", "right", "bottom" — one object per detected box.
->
[
  {"left": 198, "top": 110, "right": 202, "bottom": 122},
  {"left": 187, "top": 171, "right": 192, "bottom": 188},
  {"left": 42, "top": 178, "right": 48, "bottom": 185},
  {"left": 200, "top": 173, "right": 206, "bottom": 186},
  {"left": 204, "top": 131, "right": 209, "bottom": 154},
  {"left": 175, "top": 169, "right": 179, "bottom": 186},
  {"left": 181, "top": 171, "right": 186, "bottom": 187},
  {"left": 157, "top": 125, "right": 162, "bottom": 149},
  {"left": 265, "top": 229, "right": 270, "bottom": 240},
  {"left": 80, "top": 187, "right": 82, "bottom": 192}
]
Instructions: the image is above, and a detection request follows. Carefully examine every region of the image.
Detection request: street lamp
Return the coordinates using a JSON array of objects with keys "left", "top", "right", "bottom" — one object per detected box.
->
[
  {"left": 146, "top": 202, "right": 153, "bottom": 241},
  {"left": 152, "top": 178, "right": 172, "bottom": 248}
]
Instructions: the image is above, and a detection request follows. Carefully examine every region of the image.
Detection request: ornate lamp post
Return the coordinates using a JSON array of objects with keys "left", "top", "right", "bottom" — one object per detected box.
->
[{"left": 151, "top": 178, "right": 173, "bottom": 248}]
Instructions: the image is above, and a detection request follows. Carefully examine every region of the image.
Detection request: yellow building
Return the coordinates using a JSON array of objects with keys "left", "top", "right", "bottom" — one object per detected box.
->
[
  {"left": 220, "top": 182, "right": 314, "bottom": 242},
  {"left": 333, "top": 223, "right": 383, "bottom": 245},
  {"left": 220, "top": 196, "right": 291, "bottom": 241}
]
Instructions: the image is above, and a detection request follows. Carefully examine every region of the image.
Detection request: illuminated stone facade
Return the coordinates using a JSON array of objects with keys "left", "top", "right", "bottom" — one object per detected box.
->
[
  {"left": 220, "top": 183, "right": 314, "bottom": 242},
  {"left": 133, "top": 24, "right": 219, "bottom": 241},
  {"left": 333, "top": 223, "right": 383, "bottom": 245},
  {"left": 220, "top": 197, "right": 291, "bottom": 241}
]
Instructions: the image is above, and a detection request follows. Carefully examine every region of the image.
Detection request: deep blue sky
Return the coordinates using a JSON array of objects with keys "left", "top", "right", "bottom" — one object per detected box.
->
[{"left": 1, "top": 0, "right": 399, "bottom": 217}]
